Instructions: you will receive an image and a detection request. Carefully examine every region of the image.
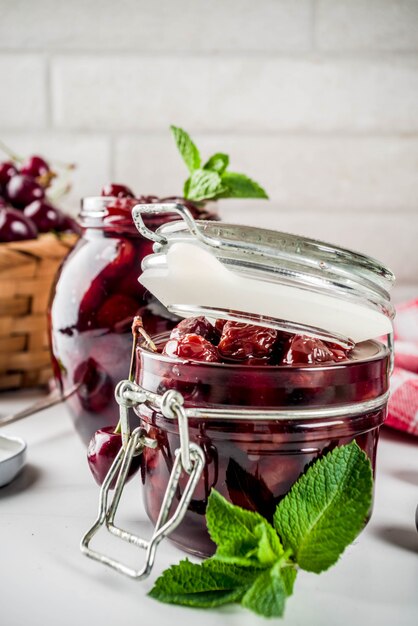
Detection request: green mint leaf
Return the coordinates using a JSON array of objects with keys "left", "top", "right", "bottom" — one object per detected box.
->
[
  {"left": 220, "top": 171, "right": 269, "bottom": 199},
  {"left": 203, "top": 152, "right": 229, "bottom": 174},
  {"left": 273, "top": 442, "right": 373, "bottom": 573},
  {"left": 185, "top": 169, "right": 226, "bottom": 202},
  {"left": 282, "top": 564, "right": 297, "bottom": 596},
  {"left": 183, "top": 176, "right": 191, "bottom": 198},
  {"left": 241, "top": 562, "right": 289, "bottom": 618},
  {"left": 149, "top": 558, "right": 258, "bottom": 608},
  {"left": 206, "top": 490, "right": 283, "bottom": 567},
  {"left": 170, "top": 125, "right": 201, "bottom": 173}
]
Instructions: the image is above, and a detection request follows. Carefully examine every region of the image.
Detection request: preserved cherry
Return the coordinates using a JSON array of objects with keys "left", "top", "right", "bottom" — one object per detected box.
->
[
  {"left": 218, "top": 321, "right": 278, "bottom": 364},
  {"left": 282, "top": 334, "right": 349, "bottom": 365},
  {"left": 162, "top": 318, "right": 351, "bottom": 367},
  {"left": 170, "top": 316, "right": 220, "bottom": 344},
  {"left": 163, "top": 333, "right": 220, "bottom": 363}
]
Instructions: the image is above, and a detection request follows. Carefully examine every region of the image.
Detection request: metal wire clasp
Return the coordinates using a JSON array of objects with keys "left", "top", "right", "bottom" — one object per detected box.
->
[{"left": 80, "top": 380, "right": 205, "bottom": 579}]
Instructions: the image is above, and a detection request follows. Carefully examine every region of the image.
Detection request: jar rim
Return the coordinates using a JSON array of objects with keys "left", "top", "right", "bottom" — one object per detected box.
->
[
  {"left": 137, "top": 334, "right": 389, "bottom": 370},
  {"left": 134, "top": 334, "right": 390, "bottom": 415}
]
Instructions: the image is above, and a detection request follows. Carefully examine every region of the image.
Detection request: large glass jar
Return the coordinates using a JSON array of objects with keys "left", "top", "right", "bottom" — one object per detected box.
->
[
  {"left": 135, "top": 333, "right": 390, "bottom": 558},
  {"left": 122, "top": 205, "right": 394, "bottom": 560},
  {"left": 48, "top": 197, "right": 217, "bottom": 444}
]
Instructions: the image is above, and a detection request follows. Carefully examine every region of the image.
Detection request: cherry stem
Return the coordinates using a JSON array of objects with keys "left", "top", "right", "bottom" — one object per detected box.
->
[
  {"left": 113, "top": 319, "right": 157, "bottom": 437},
  {"left": 0, "top": 139, "right": 23, "bottom": 163}
]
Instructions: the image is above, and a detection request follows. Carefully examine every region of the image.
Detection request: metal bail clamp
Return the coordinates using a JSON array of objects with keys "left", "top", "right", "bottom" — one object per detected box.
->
[{"left": 80, "top": 379, "right": 205, "bottom": 580}]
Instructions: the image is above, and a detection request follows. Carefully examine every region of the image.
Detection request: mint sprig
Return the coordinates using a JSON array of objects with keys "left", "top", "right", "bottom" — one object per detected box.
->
[
  {"left": 149, "top": 442, "right": 373, "bottom": 619},
  {"left": 170, "top": 125, "right": 268, "bottom": 202}
]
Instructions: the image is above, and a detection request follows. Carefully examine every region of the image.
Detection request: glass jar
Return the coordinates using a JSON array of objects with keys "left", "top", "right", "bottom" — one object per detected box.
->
[
  {"left": 80, "top": 203, "right": 395, "bottom": 578},
  {"left": 48, "top": 197, "right": 217, "bottom": 444},
  {"left": 136, "top": 332, "right": 390, "bottom": 558}
]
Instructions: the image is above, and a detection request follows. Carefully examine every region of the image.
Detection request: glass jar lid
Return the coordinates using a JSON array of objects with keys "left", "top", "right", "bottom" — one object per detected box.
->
[{"left": 132, "top": 203, "right": 395, "bottom": 347}]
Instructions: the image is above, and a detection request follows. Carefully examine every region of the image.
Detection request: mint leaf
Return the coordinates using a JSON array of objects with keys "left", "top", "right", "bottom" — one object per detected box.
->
[
  {"left": 170, "top": 125, "right": 201, "bottom": 173},
  {"left": 185, "top": 169, "right": 226, "bottom": 202},
  {"left": 220, "top": 171, "right": 268, "bottom": 199},
  {"left": 282, "top": 565, "right": 297, "bottom": 596},
  {"left": 241, "top": 562, "right": 288, "bottom": 618},
  {"left": 149, "top": 558, "right": 258, "bottom": 608},
  {"left": 206, "top": 490, "right": 283, "bottom": 567},
  {"left": 273, "top": 442, "right": 373, "bottom": 573},
  {"left": 203, "top": 153, "right": 229, "bottom": 174},
  {"left": 183, "top": 176, "right": 191, "bottom": 198}
]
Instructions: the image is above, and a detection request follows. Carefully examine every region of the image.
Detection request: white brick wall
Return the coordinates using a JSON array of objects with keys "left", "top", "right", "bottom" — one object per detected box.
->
[
  {"left": 316, "top": 0, "right": 418, "bottom": 51},
  {"left": 0, "top": 0, "right": 417, "bottom": 297},
  {"left": 51, "top": 56, "right": 418, "bottom": 133},
  {"left": 0, "top": 56, "right": 46, "bottom": 129}
]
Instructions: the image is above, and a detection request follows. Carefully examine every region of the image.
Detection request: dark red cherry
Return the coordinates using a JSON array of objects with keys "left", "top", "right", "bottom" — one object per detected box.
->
[
  {"left": 100, "top": 239, "right": 136, "bottom": 280},
  {"left": 96, "top": 293, "right": 139, "bottom": 330},
  {"left": 78, "top": 276, "right": 107, "bottom": 329},
  {"left": 170, "top": 316, "right": 220, "bottom": 344},
  {"left": 101, "top": 183, "right": 135, "bottom": 198},
  {"left": 325, "top": 342, "right": 351, "bottom": 362},
  {"left": 6, "top": 174, "right": 45, "bottom": 209},
  {"left": 0, "top": 161, "right": 18, "bottom": 189},
  {"left": 73, "top": 358, "right": 113, "bottom": 412},
  {"left": 0, "top": 207, "right": 38, "bottom": 242},
  {"left": 24, "top": 200, "right": 65, "bottom": 232},
  {"left": 271, "top": 331, "right": 293, "bottom": 364},
  {"left": 218, "top": 322, "right": 278, "bottom": 363},
  {"left": 20, "top": 155, "right": 50, "bottom": 178},
  {"left": 282, "top": 335, "right": 336, "bottom": 365},
  {"left": 87, "top": 426, "right": 141, "bottom": 488},
  {"left": 163, "top": 333, "right": 220, "bottom": 363},
  {"left": 214, "top": 319, "right": 226, "bottom": 336},
  {"left": 59, "top": 214, "right": 82, "bottom": 235},
  {"left": 0, "top": 197, "right": 9, "bottom": 209}
]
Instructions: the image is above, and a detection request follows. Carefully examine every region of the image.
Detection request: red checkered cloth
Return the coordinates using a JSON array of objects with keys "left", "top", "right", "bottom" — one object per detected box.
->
[{"left": 386, "top": 298, "right": 418, "bottom": 436}]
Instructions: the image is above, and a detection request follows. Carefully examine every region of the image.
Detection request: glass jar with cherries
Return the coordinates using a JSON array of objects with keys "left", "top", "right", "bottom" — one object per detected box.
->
[
  {"left": 48, "top": 192, "right": 217, "bottom": 444},
  {"left": 81, "top": 203, "right": 395, "bottom": 573}
]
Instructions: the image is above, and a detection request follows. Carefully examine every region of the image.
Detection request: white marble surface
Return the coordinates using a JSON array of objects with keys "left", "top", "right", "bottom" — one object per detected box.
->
[{"left": 0, "top": 389, "right": 417, "bottom": 626}]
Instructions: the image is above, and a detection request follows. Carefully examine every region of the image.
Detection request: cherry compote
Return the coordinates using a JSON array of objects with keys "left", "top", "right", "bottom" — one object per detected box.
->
[
  {"left": 134, "top": 318, "right": 389, "bottom": 558},
  {"left": 159, "top": 317, "right": 352, "bottom": 367}
]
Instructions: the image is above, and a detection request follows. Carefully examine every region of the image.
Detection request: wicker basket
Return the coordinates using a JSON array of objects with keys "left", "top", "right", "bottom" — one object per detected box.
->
[{"left": 0, "top": 232, "right": 77, "bottom": 390}]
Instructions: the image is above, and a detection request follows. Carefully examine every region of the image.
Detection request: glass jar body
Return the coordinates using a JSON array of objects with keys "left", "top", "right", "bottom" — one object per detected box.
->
[
  {"left": 49, "top": 199, "right": 218, "bottom": 444},
  {"left": 48, "top": 228, "right": 179, "bottom": 444},
  {"left": 135, "top": 338, "right": 389, "bottom": 558}
]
